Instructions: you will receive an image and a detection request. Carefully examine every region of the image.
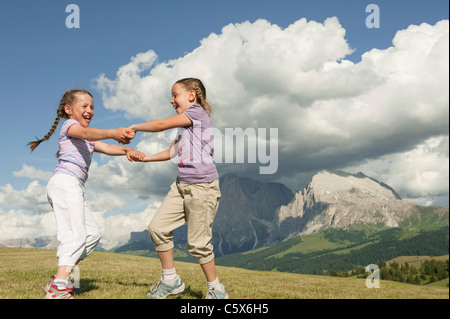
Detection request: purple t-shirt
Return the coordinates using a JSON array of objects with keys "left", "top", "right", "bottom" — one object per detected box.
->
[
  {"left": 177, "top": 104, "right": 218, "bottom": 184},
  {"left": 54, "top": 119, "right": 95, "bottom": 183}
]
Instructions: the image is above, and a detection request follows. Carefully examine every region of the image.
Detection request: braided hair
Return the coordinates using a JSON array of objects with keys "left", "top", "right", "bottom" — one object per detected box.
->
[
  {"left": 175, "top": 78, "right": 211, "bottom": 114},
  {"left": 27, "top": 89, "right": 93, "bottom": 155}
]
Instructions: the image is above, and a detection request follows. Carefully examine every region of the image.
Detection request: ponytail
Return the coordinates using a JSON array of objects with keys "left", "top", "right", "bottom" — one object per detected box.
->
[
  {"left": 175, "top": 78, "right": 211, "bottom": 114},
  {"left": 192, "top": 85, "right": 211, "bottom": 115}
]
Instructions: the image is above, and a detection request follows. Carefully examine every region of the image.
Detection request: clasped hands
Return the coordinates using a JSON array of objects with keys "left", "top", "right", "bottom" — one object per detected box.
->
[
  {"left": 114, "top": 127, "right": 136, "bottom": 145},
  {"left": 114, "top": 126, "right": 147, "bottom": 162}
]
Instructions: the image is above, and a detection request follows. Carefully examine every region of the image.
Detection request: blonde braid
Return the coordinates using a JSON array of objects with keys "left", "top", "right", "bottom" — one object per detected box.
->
[
  {"left": 26, "top": 102, "right": 66, "bottom": 152},
  {"left": 26, "top": 89, "right": 92, "bottom": 154}
]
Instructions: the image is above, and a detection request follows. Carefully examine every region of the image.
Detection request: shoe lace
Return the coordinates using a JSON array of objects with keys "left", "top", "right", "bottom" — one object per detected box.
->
[
  {"left": 149, "top": 275, "right": 168, "bottom": 297},
  {"left": 204, "top": 288, "right": 217, "bottom": 299},
  {"left": 150, "top": 276, "right": 163, "bottom": 291}
]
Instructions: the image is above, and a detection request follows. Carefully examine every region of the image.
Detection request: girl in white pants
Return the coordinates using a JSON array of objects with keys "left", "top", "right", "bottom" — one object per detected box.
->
[
  {"left": 47, "top": 174, "right": 101, "bottom": 267},
  {"left": 27, "top": 89, "right": 144, "bottom": 299}
]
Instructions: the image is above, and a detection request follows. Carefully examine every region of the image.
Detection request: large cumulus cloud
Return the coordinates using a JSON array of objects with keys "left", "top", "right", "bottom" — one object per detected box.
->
[
  {"left": 94, "top": 17, "right": 449, "bottom": 204},
  {"left": 1, "top": 17, "right": 448, "bottom": 245}
]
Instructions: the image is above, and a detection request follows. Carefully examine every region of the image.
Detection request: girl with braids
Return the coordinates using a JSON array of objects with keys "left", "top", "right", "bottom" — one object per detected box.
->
[
  {"left": 129, "top": 78, "right": 228, "bottom": 299},
  {"left": 27, "top": 89, "right": 144, "bottom": 299}
]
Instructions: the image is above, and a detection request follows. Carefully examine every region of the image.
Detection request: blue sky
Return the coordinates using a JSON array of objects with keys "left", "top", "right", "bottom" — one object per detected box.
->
[{"left": 0, "top": 0, "right": 448, "bottom": 246}]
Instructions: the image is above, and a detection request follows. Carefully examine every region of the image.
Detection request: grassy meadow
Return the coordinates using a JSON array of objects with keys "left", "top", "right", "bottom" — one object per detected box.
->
[{"left": 0, "top": 247, "right": 448, "bottom": 299}]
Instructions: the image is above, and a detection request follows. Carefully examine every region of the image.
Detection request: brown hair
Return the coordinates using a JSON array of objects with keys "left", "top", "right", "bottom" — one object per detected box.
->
[
  {"left": 26, "top": 89, "right": 93, "bottom": 153},
  {"left": 175, "top": 78, "right": 211, "bottom": 114}
]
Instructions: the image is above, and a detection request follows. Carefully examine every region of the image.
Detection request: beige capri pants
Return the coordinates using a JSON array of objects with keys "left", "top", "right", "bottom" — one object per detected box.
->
[{"left": 148, "top": 178, "right": 221, "bottom": 265}]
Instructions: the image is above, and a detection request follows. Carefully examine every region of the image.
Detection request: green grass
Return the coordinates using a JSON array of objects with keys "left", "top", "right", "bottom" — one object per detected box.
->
[
  {"left": 271, "top": 232, "right": 347, "bottom": 258},
  {"left": 0, "top": 247, "right": 448, "bottom": 299}
]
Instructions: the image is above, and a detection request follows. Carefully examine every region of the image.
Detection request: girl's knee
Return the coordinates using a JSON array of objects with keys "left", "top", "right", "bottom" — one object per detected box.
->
[
  {"left": 147, "top": 222, "right": 159, "bottom": 237},
  {"left": 148, "top": 222, "right": 165, "bottom": 243}
]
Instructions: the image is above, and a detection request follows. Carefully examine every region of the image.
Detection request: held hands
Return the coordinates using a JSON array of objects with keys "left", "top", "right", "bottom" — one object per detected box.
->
[
  {"left": 126, "top": 149, "right": 146, "bottom": 162},
  {"left": 114, "top": 127, "right": 136, "bottom": 144},
  {"left": 113, "top": 126, "right": 147, "bottom": 162},
  {"left": 128, "top": 125, "right": 137, "bottom": 133},
  {"left": 112, "top": 125, "right": 147, "bottom": 162}
]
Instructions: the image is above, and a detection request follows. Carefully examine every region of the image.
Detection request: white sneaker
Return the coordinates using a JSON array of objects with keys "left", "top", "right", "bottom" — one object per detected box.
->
[
  {"left": 204, "top": 284, "right": 229, "bottom": 299},
  {"left": 146, "top": 275, "right": 185, "bottom": 299}
]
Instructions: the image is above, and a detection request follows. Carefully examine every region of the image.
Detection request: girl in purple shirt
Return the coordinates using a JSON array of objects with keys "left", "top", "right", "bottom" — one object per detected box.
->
[{"left": 130, "top": 78, "right": 228, "bottom": 299}]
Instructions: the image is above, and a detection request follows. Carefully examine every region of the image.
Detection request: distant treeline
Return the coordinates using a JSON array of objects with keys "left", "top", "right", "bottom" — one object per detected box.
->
[
  {"left": 216, "top": 227, "right": 449, "bottom": 275},
  {"left": 334, "top": 259, "right": 449, "bottom": 286}
]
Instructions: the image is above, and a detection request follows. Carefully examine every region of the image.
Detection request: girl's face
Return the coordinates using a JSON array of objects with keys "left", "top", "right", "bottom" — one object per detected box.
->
[
  {"left": 171, "top": 83, "right": 195, "bottom": 114},
  {"left": 65, "top": 93, "right": 94, "bottom": 127}
]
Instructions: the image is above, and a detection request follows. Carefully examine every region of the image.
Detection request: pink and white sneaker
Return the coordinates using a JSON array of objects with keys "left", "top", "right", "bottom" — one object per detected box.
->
[{"left": 43, "top": 276, "right": 74, "bottom": 299}]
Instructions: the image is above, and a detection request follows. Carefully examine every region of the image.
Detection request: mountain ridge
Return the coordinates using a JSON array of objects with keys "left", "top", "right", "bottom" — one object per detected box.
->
[
  {"left": 270, "top": 169, "right": 428, "bottom": 241},
  {"left": 118, "top": 170, "right": 448, "bottom": 258}
]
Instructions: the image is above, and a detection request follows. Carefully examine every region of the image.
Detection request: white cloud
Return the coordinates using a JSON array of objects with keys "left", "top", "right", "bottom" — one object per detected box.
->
[
  {"left": 0, "top": 209, "right": 55, "bottom": 242},
  {"left": 93, "top": 18, "right": 449, "bottom": 205},
  {"left": 342, "top": 135, "right": 449, "bottom": 206},
  {"left": 93, "top": 201, "right": 159, "bottom": 247},
  {"left": 13, "top": 164, "right": 52, "bottom": 181},
  {"left": 0, "top": 201, "right": 156, "bottom": 246},
  {"left": 87, "top": 148, "right": 177, "bottom": 199},
  {"left": 0, "top": 177, "right": 158, "bottom": 245},
  {"left": 0, "top": 180, "right": 49, "bottom": 214}
]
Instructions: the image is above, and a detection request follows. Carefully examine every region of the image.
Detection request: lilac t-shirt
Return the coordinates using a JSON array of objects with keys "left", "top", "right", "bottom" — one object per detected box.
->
[
  {"left": 177, "top": 104, "right": 218, "bottom": 184},
  {"left": 53, "top": 119, "right": 95, "bottom": 183}
]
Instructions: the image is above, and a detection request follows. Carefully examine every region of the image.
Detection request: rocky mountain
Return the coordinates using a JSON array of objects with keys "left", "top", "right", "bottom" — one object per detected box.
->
[
  {"left": 270, "top": 170, "right": 448, "bottom": 242},
  {"left": 212, "top": 173, "right": 294, "bottom": 255},
  {"left": 1, "top": 235, "right": 118, "bottom": 251},
  {"left": 117, "top": 170, "right": 449, "bottom": 258},
  {"left": 0, "top": 236, "right": 59, "bottom": 249}
]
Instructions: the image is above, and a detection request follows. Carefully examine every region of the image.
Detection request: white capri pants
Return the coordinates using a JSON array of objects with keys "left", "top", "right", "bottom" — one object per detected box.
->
[{"left": 47, "top": 174, "right": 101, "bottom": 267}]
